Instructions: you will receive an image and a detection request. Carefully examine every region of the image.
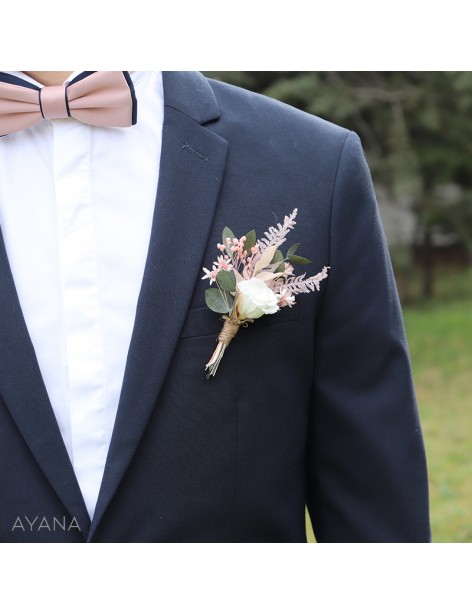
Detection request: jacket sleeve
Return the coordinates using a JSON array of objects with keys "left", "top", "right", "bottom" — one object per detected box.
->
[{"left": 306, "top": 131, "right": 431, "bottom": 542}]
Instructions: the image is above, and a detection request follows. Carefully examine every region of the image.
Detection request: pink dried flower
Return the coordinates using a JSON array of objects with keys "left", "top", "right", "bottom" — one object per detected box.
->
[
  {"left": 276, "top": 288, "right": 296, "bottom": 308},
  {"left": 284, "top": 262, "right": 294, "bottom": 276},
  {"left": 213, "top": 255, "right": 233, "bottom": 271},
  {"left": 201, "top": 266, "right": 218, "bottom": 285}
]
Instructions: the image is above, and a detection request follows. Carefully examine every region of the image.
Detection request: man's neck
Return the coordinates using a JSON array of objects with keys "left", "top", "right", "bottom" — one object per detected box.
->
[{"left": 23, "top": 71, "right": 73, "bottom": 86}]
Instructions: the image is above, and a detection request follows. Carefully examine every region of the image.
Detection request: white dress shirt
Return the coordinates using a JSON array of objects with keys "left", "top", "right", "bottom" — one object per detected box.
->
[{"left": 0, "top": 71, "right": 164, "bottom": 519}]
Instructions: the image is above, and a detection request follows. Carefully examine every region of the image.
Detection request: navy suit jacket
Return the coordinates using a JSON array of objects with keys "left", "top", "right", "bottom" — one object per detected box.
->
[{"left": 0, "top": 71, "right": 431, "bottom": 542}]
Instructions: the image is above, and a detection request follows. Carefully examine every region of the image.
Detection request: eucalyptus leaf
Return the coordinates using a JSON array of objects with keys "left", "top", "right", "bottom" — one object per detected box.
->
[
  {"left": 288, "top": 254, "right": 312, "bottom": 265},
  {"left": 286, "top": 243, "right": 301, "bottom": 259},
  {"left": 270, "top": 249, "right": 286, "bottom": 273},
  {"left": 243, "top": 229, "right": 256, "bottom": 257},
  {"left": 222, "top": 226, "right": 236, "bottom": 258},
  {"left": 205, "top": 288, "right": 232, "bottom": 313},
  {"left": 216, "top": 269, "right": 236, "bottom": 292}
]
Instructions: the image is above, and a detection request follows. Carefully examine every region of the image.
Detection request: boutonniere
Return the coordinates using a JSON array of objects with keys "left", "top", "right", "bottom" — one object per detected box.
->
[{"left": 202, "top": 208, "right": 329, "bottom": 378}]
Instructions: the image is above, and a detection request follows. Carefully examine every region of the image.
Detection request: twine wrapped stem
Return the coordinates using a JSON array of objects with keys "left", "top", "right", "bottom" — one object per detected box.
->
[{"left": 205, "top": 315, "right": 241, "bottom": 379}]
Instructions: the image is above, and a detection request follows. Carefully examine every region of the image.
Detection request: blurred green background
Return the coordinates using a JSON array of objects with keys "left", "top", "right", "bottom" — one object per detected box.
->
[{"left": 205, "top": 72, "right": 472, "bottom": 543}]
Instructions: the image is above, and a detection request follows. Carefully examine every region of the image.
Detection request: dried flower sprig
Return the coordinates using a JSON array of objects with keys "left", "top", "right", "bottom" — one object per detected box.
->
[{"left": 202, "top": 208, "right": 329, "bottom": 378}]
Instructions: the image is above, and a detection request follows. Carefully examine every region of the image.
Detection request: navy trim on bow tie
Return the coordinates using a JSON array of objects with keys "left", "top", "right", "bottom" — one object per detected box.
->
[
  {"left": 67, "top": 71, "right": 96, "bottom": 85},
  {"left": 122, "top": 71, "right": 138, "bottom": 125},
  {"left": 0, "top": 71, "right": 40, "bottom": 91}
]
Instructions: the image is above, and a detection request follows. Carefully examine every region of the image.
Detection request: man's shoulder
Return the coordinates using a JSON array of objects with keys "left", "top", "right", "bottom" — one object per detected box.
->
[{"left": 205, "top": 75, "right": 350, "bottom": 149}]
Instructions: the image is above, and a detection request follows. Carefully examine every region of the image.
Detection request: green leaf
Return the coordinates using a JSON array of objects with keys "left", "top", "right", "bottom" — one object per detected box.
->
[
  {"left": 205, "top": 288, "right": 233, "bottom": 314},
  {"left": 288, "top": 254, "right": 312, "bottom": 266},
  {"left": 222, "top": 226, "right": 236, "bottom": 258},
  {"left": 270, "top": 249, "right": 286, "bottom": 273},
  {"left": 242, "top": 229, "right": 256, "bottom": 257},
  {"left": 216, "top": 269, "right": 236, "bottom": 292},
  {"left": 286, "top": 243, "right": 301, "bottom": 259}
]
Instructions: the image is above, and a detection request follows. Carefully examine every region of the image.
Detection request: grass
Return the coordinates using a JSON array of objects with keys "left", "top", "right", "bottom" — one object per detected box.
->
[{"left": 306, "top": 266, "right": 472, "bottom": 543}]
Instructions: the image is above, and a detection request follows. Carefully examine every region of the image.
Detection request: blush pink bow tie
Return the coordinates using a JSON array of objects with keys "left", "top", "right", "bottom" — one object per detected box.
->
[{"left": 0, "top": 71, "right": 137, "bottom": 136}]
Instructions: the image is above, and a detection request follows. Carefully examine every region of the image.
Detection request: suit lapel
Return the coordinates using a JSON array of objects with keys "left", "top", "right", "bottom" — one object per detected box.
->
[
  {"left": 88, "top": 72, "right": 228, "bottom": 540},
  {"left": 0, "top": 229, "right": 91, "bottom": 537}
]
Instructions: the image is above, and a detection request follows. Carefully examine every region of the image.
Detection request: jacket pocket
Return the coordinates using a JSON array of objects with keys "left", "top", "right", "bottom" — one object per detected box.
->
[{"left": 180, "top": 303, "right": 300, "bottom": 339}]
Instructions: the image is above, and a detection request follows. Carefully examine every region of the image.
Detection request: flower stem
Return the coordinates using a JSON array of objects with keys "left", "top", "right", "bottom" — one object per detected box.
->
[{"left": 205, "top": 316, "right": 241, "bottom": 379}]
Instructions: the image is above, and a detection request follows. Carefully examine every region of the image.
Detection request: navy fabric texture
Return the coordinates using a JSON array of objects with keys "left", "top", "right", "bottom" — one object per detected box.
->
[{"left": 0, "top": 71, "right": 431, "bottom": 542}]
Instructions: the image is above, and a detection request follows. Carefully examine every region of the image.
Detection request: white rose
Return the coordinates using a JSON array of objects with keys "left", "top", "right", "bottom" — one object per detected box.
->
[{"left": 235, "top": 278, "right": 280, "bottom": 320}]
